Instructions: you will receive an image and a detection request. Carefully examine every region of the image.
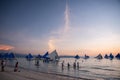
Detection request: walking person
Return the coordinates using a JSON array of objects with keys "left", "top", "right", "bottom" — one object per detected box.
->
[{"left": 14, "top": 61, "right": 18, "bottom": 72}]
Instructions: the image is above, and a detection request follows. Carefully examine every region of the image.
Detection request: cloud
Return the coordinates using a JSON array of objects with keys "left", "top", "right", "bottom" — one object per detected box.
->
[
  {"left": 64, "top": 2, "right": 70, "bottom": 33},
  {"left": 48, "top": 39, "right": 56, "bottom": 51},
  {"left": 48, "top": 2, "right": 70, "bottom": 51},
  {"left": 0, "top": 44, "right": 14, "bottom": 50}
]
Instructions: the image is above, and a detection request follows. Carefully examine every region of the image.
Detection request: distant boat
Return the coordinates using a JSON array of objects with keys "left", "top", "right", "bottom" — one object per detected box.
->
[
  {"left": 42, "top": 52, "right": 50, "bottom": 59},
  {"left": 26, "top": 53, "right": 34, "bottom": 60},
  {"left": 115, "top": 53, "right": 120, "bottom": 59},
  {"left": 74, "top": 55, "right": 80, "bottom": 59},
  {"left": 0, "top": 52, "right": 16, "bottom": 60},
  {"left": 36, "top": 54, "right": 42, "bottom": 59},
  {"left": 8, "top": 52, "right": 15, "bottom": 60},
  {"left": 41, "top": 52, "right": 50, "bottom": 63},
  {"left": 95, "top": 54, "right": 103, "bottom": 59},
  {"left": 84, "top": 54, "right": 89, "bottom": 59},
  {"left": 0, "top": 53, "right": 5, "bottom": 59},
  {"left": 3, "top": 53, "right": 9, "bottom": 59},
  {"left": 104, "top": 54, "right": 109, "bottom": 59},
  {"left": 109, "top": 53, "right": 114, "bottom": 60}
]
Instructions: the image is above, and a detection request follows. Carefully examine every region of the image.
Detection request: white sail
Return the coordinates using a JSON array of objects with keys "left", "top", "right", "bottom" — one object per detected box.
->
[{"left": 49, "top": 50, "right": 59, "bottom": 61}]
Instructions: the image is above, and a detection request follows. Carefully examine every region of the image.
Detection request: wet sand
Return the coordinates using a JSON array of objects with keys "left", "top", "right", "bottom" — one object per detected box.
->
[{"left": 0, "top": 66, "right": 85, "bottom": 80}]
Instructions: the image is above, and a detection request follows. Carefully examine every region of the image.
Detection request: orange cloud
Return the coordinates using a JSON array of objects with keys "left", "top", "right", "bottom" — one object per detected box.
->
[{"left": 0, "top": 44, "right": 14, "bottom": 50}]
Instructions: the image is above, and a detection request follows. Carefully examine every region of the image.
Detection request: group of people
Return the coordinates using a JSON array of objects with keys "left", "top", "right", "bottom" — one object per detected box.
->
[
  {"left": 73, "top": 62, "right": 79, "bottom": 69},
  {"left": 0, "top": 59, "right": 19, "bottom": 72},
  {"left": 61, "top": 60, "right": 80, "bottom": 70}
]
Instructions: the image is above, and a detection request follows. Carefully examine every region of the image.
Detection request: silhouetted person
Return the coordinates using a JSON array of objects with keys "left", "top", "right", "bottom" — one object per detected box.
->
[
  {"left": 1, "top": 60, "right": 5, "bottom": 72},
  {"left": 36, "top": 59, "right": 40, "bottom": 66},
  {"left": 67, "top": 62, "right": 70, "bottom": 70},
  {"left": 35, "top": 58, "right": 39, "bottom": 66},
  {"left": 62, "top": 62, "right": 63, "bottom": 66},
  {"left": 14, "top": 62, "right": 18, "bottom": 72},
  {"left": 77, "top": 62, "right": 79, "bottom": 69},
  {"left": 36, "top": 60, "right": 39, "bottom": 66},
  {"left": 61, "top": 61, "right": 64, "bottom": 70},
  {"left": 73, "top": 62, "right": 76, "bottom": 69},
  {"left": 82, "top": 60, "right": 84, "bottom": 62}
]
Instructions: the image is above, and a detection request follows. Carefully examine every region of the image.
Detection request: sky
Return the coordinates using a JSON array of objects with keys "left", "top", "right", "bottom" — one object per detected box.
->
[{"left": 0, "top": 0, "right": 120, "bottom": 56}]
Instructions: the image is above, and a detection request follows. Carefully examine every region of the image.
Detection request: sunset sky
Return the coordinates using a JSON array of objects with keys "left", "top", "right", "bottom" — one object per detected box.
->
[{"left": 0, "top": 0, "right": 120, "bottom": 56}]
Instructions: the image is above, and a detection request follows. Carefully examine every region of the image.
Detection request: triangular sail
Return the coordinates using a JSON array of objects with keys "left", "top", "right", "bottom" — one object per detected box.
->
[
  {"left": 49, "top": 50, "right": 59, "bottom": 61},
  {"left": 42, "top": 52, "right": 49, "bottom": 58},
  {"left": 74, "top": 55, "right": 80, "bottom": 59}
]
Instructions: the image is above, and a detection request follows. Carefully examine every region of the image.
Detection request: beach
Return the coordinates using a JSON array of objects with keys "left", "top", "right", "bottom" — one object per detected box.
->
[{"left": 0, "top": 66, "right": 84, "bottom": 80}]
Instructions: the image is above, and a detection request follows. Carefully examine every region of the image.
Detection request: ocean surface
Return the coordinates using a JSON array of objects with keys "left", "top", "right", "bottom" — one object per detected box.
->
[{"left": 6, "top": 58, "right": 120, "bottom": 80}]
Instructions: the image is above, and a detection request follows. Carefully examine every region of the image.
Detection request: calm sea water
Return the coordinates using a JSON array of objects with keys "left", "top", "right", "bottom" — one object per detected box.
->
[{"left": 7, "top": 58, "right": 120, "bottom": 80}]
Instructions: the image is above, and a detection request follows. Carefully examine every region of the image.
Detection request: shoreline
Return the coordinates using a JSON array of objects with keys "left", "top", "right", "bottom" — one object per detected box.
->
[{"left": 0, "top": 66, "right": 91, "bottom": 80}]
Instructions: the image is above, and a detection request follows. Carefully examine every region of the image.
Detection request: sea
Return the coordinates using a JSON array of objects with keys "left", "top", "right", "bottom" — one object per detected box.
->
[{"left": 6, "top": 58, "right": 120, "bottom": 80}]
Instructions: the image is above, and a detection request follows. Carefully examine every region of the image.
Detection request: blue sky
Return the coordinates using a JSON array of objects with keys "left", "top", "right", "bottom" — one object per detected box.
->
[{"left": 0, "top": 0, "right": 120, "bottom": 55}]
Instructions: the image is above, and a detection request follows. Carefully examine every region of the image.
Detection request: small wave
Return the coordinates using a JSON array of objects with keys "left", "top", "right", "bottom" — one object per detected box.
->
[
  {"left": 105, "top": 77, "right": 120, "bottom": 80},
  {"left": 79, "top": 70, "right": 90, "bottom": 73},
  {"left": 91, "top": 67, "right": 116, "bottom": 71}
]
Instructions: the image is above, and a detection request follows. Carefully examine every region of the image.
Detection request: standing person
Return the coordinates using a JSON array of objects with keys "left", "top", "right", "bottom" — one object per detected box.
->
[
  {"left": 36, "top": 59, "right": 39, "bottom": 66},
  {"left": 61, "top": 60, "right": 64, "bottom": 70},
  {"left": 67, "top": 62, "right": 70, "bottom": 70},
  {"left": 62, "top": 61, "right": 64, "bottom": 67},
  {"left": 1, "top": 60, "right": 5, "bottom": 72},
  {"left": 35, "top": 58, "right": 39, "bottom": 66},
  {"left": 14, "top": 61, "right": 18, "bottom": 72},
  {"left": 77, "top": 62, "right": 79, "bottom": 69},
  {"left": 73, "top": 62, "right": 76, "bottom": 69}
]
